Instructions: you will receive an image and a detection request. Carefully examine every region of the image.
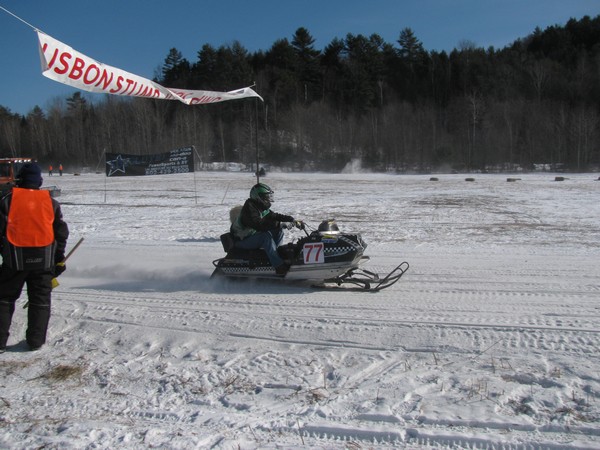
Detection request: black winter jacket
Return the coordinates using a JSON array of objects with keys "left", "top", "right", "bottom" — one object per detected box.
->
[{"left": 230, "top": 198, "right": 293, "bottom": 240}]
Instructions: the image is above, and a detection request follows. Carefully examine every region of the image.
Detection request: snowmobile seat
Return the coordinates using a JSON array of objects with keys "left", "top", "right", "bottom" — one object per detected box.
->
[{"left": 220, "top": 232, "right": 235, "bottom": 252}]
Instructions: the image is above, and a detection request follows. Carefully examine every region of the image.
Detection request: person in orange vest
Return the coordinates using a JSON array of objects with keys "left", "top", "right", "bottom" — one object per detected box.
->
[
  {"left": 48, "top": 164, "right": 53, "bottom": 176},
  {"left": 59, "top": 163, "right": 63, "bottom": 176},
  {"left": 0, "top": 162, "right": 69, "bottom": 352}
]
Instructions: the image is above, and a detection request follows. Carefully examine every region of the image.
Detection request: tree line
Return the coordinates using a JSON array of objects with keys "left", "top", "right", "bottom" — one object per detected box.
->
[{"left": 1, "top": 15, "right": 599, "bottom": 173}]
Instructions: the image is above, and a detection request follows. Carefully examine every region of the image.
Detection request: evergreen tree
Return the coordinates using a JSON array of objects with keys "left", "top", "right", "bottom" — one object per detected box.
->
[
  {"left": 291, "top": 27, "right": 322, "bottom": 103},
  {"left": 160, "top": 48, "right": 191, "bottom": 87}
]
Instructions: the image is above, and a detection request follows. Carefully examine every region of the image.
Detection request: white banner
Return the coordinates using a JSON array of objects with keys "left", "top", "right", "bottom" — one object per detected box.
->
[{"left": 37, "top": 31, "right": 263, "bottom": 104}]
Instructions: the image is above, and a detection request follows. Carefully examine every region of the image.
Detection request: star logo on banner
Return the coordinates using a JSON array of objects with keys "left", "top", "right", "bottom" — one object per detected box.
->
[{"left": 106, "top": 155, "right": 130, "bottom": 176}]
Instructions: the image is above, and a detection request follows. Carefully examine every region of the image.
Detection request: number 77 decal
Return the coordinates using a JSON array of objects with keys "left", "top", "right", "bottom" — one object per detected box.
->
[{"left": 303, "top": 242, "right": 325, "bottom": 264}]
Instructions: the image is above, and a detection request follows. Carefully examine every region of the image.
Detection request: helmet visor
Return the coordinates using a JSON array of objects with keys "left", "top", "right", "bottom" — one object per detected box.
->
[{"left": 261, "top": 192, "right": 274, "bottom": 203}]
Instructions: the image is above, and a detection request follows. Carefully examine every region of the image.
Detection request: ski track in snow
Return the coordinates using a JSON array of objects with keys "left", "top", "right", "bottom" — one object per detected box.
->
[{"left": 1, "top": 171, "right": 599, "bottom": 449}]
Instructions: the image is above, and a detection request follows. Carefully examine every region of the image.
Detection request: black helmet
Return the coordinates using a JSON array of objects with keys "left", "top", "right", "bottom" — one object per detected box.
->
[
  {"left": 318, "top": 219, "right": 340, "bottom": 234},
  {"left": 250, "top": 183, "right": 274, "bottom": 208}
]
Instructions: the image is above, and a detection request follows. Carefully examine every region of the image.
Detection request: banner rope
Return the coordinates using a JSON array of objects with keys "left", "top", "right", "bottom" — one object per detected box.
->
[{"left": 0, "top": 5, "right": 41, "bottom": 32}]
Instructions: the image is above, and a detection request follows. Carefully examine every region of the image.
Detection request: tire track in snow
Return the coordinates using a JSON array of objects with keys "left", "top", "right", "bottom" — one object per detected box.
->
[{"left": 53, "top": 285, "right": 600, "bottom": 359}]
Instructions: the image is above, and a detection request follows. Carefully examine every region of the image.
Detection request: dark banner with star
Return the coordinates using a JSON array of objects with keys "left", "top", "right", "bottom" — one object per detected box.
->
[{"left": 105, "top": 147, "right": 194, "bottom": 176}]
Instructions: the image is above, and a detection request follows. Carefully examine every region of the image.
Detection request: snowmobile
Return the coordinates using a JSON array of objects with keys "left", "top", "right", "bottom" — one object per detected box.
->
[{"left": 211, "top": 219, "right": 409, "bottom": 291}]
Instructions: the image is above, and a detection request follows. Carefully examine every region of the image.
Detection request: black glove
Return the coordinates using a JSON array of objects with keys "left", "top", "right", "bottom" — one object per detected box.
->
[
  {"left": 294, "top": 220, "right": 305, "bottom": 229},
  {"left": 279, "top": 221, "right": 294, "bottom": 230},
  {"left": 54, "top": 262, "right": 66, "bottom": 277}
]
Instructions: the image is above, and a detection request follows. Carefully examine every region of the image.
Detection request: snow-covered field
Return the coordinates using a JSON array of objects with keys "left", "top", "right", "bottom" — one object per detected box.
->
[{"left": 1, "top": 170, "right": 599, "bottom": 449}]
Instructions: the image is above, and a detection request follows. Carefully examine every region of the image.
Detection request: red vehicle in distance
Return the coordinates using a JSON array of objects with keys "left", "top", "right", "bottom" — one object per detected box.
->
[{"left": 0, "top": 157, "right": 35, "bottom": 194}]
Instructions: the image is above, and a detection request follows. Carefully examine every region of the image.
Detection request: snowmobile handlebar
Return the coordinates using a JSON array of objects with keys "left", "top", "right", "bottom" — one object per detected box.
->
[{"left": 297, "top": 220, "right": 321, "bottom": 237}]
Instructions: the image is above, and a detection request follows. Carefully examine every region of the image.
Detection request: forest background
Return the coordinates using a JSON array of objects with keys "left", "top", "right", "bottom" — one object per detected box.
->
[{"left": 1, "top": 15, "right": 599, "bottom": 173}]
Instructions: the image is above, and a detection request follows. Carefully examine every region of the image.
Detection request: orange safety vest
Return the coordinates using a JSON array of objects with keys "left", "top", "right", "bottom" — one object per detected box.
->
[{"left": 7, "top": 188, "right": 55, "bottom": 247}]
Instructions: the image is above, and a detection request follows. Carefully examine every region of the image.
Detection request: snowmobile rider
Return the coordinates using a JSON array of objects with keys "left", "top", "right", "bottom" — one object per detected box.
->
[
  {"left": 231, "top": 183, "right": 302, "bottom": 275},
  {"left": 0, "top": 162, "right": 69, "bottom": 353}
]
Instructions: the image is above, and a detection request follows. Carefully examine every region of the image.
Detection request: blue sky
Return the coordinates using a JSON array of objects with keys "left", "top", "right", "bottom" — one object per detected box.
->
[{"left": 1, "top": 0, "right": 598, "bottom": 115}]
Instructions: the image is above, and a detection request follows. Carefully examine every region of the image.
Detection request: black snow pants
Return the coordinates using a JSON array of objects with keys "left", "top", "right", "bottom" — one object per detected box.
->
[{"left": 0, "top": 266, "right": 53, "bottom": 350}]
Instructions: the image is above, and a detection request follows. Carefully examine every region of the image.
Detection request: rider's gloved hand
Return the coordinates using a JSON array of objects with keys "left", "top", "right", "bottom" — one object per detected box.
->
[
  {"left": 294, "top": 220, "right": 305, "bottom": 229},
  {"left": 280, "top": 221, "right": 294, "bottom": 230}
]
